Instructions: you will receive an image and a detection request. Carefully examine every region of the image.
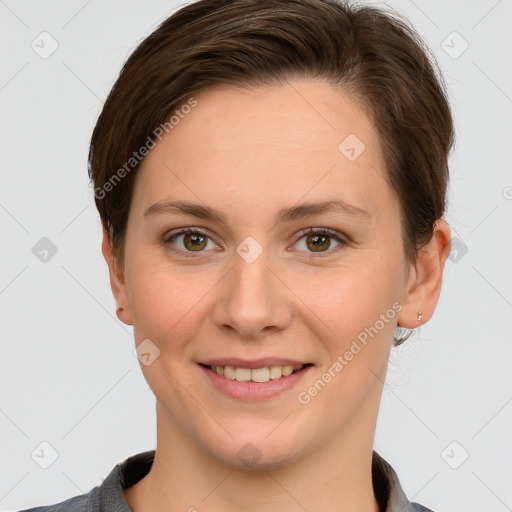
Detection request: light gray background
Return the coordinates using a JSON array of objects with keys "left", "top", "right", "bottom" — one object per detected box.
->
[{"left": 1, "top": 0, "right": 511, "bottom": 510}]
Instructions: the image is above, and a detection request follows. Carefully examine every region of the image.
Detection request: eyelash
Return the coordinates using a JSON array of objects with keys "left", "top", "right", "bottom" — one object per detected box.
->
[{"left": 163, "top": 227, "right": 348, "bottom": 259}]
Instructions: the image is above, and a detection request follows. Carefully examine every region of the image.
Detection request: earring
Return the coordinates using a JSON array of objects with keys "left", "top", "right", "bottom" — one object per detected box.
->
[{"left": 417, "top": 309, "right": 423, "bottom": 321}]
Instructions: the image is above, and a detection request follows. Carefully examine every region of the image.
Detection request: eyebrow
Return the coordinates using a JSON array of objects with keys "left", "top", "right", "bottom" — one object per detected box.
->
[{"left": 144, "top": 198, "right": 371, "bottom": 228}]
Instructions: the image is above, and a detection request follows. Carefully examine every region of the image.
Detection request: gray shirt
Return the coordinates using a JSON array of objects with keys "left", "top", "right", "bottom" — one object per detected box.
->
[{"left": 18, "top": 450, "right": 435, "bottom": 512}]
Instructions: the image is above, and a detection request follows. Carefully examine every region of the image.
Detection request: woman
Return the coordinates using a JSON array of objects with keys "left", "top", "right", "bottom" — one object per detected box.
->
[{"left": 21, "top": 0, "right": 452, "bottom": 510}]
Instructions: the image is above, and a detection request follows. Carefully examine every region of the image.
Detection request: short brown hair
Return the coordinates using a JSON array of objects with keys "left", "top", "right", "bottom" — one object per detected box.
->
[{"left": 88, "top": 0, "right": 454, "bottom": 345}]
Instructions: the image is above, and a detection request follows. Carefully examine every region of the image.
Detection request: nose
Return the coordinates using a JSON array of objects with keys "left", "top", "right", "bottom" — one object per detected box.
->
[{"left": 211, "top": 247, "right": 292, "bottom": 339}]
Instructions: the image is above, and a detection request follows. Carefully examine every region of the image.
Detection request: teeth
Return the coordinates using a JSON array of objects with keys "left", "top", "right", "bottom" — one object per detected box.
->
[
  {"left": 282, "top": 365, "right": 293, "bottom": 377},
  {"left": 251, "top": 367, "right": 270, "bottom": 382},
  {"left": 210, "top": 364, "right": 304, "bottom": 383},
  {"left": 223, "top": 366, "right": 236, "bottom": 379},
  {"left": 269, "top": 366, "right": 283, "bottom": 379},
  {"left": 235, "top": 367, "right": 251, "bottom": 381}
]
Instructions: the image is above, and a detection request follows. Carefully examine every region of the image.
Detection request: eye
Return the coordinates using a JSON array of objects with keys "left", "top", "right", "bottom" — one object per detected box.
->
[
  {"left": 163, "top": 226, "right": 348, "bottom": 258},
  {"left": 163, "top": 227, "right": 220, "bottom": 257},
  {"left": 291, "top": 227, "right": 347, "bottom": 257}
]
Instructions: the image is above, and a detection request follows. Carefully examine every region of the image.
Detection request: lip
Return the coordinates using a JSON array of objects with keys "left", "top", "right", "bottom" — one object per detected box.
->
[
  {"left": 198, "top": 363, "right": 314, "bottom": 401},
  {"left": 199, "top": 357, "right": 309, "bottom": 369}
]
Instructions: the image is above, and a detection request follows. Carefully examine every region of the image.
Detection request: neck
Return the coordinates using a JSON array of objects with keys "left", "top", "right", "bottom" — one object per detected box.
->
[{"left": 124, "top": 402, "right": 381, "bottom": 512}]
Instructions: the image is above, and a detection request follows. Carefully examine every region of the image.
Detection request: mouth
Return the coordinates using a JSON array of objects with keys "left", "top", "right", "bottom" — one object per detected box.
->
[{"left": 198, "top": 362, "right": 313, "bottom": 383}]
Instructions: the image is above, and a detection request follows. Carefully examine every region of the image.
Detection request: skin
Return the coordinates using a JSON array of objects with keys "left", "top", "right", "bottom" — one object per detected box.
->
[{"left": 102, "top": 78, "right": 451, "bottom": 512}]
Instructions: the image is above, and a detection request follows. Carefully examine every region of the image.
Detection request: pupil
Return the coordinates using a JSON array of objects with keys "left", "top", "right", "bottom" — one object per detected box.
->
[
  {"left": 309, "top": 234, "right": 329, "bottom": 252},
  {"left": 186, "top": 233, "right": 206, "bottom": 250}
]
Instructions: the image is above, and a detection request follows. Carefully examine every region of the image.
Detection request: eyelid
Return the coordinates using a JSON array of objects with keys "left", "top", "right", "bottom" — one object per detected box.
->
[
  {"left": 163, "top": 227, "right": 221, "bottom": 258},
  {"left": 163, "top": 226, "right": 212, "bottom": 243},
  {"left": 289, "top": 227, "right": 349, "bottom": 258},
  {"left": 163, "top": 226, "right": 349, "bottom": 258}
]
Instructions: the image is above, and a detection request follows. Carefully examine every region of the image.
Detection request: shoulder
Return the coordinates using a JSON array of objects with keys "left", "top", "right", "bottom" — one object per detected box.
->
[
  {"left": 372, "top": 450, "right": 439, "bottom": 512},
  {"left": 411, "top": 502, "right": 436, "bottom": 512},
  {"left": 16, "top": 492, "right": 88, "bottom": 512},
  {"left": 15, "top": 450, "right": 155, "bottom": 512}
]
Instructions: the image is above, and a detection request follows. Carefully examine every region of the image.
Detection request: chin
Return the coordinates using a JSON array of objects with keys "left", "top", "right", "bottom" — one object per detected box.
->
[{"left": 198, "top": 423, "right": 310, "bottom": 471}]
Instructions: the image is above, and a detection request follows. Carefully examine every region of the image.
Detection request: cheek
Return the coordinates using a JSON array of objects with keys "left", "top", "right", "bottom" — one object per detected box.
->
[
  {"left": 292, "top": 256, "right": 400, "bottom": 393},
  {"left": 294, "top": 257, "right": 400, "bottom": 338},
  {"left": 125, "top": 250, "right": 223, "bottom": 346},
  {"left": 125, "top": 259, "right": 213, "bottom": 402},
  {"left": 126, "top": 246, "right": 402, "bottom": 346},
  {"left": 296, "top": 268, "right": 398, "bottom": 401}
]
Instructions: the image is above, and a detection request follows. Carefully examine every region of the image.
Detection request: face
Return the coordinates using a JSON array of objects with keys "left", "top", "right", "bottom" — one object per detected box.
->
[{"left": 106, "top": 78, "right": 439, "bottom": 469}]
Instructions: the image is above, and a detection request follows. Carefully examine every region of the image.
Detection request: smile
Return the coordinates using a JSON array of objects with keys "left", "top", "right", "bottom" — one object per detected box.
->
[
  {"left": 198, "top": 362, "right": 314, "bottom": 401},
  {"left": 204, "top": 364, "right": 310, "bottom": 383}
]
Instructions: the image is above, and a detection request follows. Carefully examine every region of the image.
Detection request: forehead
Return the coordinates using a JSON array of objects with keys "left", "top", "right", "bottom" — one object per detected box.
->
[
  {"left": 165, "top": 79, "right": 378, "bottom": 162},
  {"left": 132, "top": 79, "right": 396, "bottom": 225}
]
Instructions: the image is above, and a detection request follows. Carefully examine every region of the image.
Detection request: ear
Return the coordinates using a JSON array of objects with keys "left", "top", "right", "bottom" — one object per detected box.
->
[
  {"left": 101, "top": 226, "right": 133, "bottom": 326},
  {"left": 397, "top": 218, "right": 451, "bottom": 328}
]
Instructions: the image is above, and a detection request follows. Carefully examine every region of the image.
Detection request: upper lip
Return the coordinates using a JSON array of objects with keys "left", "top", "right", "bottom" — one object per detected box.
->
[{"left": 199, "top": 358, "right": 311, "bottom": 369}]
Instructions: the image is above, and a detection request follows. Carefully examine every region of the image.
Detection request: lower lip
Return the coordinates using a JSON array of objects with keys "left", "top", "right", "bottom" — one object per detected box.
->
[{"left": 199, "top": 364, "right": 313, "bottom": 401}]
